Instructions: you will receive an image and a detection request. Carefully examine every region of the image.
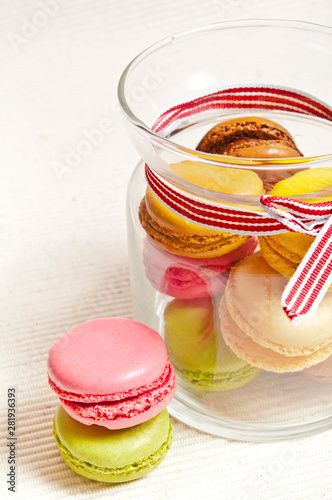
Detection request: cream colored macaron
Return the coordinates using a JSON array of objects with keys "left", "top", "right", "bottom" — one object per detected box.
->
[
  {"left": 220, "top": 296, "right": 332, "bottom": 373},
  {"left": 225, "top": 252, "right": 332, "bottom": 358}
]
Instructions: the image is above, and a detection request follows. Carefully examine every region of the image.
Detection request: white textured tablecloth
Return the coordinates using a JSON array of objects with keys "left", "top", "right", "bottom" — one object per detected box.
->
[{"left": 1, "top": 1, "right": 332, "bottom": 499}]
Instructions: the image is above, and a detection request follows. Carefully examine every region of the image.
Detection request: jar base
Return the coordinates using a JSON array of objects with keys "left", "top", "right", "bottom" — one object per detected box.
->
[{"left": 169, "top": 376, "right": 332, "bottom": 442}]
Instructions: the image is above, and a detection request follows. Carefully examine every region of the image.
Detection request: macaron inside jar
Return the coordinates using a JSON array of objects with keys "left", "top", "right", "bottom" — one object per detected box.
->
[
  {"left": 220, "top": 252, "right": 332, "bottom": 372},
  {"left": 196, "top": 116, "right": 303, "bottom": 190},
  {"left": 259, "top": 167, "right": 332, "bottom": 279},
  {"left": 139, "top": 160, "right": 263, "bottom": 259}
]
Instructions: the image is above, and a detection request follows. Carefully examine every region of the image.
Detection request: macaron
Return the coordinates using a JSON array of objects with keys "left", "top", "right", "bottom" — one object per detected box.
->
[
  {"left": 170, "top": 159, "right": 264, "bottom": 196},
  {"left": 196, "top": 116, "right": 303, "bottom": 190},
  {"left": 196, "top": 116, "right": 302, "bottom": 158},
  {"left": 139, "top": 159, "right": 263, "bottom": 259},
  {"left": 267, "top": 167, "right": 332, "bottom": 199},
  {"left": 48, "top": 318, "right": 176, "bottom": 429},
  {"left": 259, "top": 167, "right": 332, "bottom": 278},
  {"left": 221, "top": 252, "right": 332, "bottom": 372},
  {"left": 53, "top": 404, "right": 173, "bottom": 483},
  {"left": 143, "top": 236, "right": 258, "bottom": 299},
  {"left": 164, "top": 296, "right": 260, "bottom": 391},
  {"left": 259, "top": 232, "right": 313, "bottom": 279}
]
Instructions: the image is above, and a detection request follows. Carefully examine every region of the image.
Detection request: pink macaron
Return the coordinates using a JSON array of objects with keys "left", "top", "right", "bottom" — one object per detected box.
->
[
  {"left": 143, "top": 236, "right": 258, "bottom": 299},
  {"left": 48, "top": 318, "right": 176, "bottom": 429}
]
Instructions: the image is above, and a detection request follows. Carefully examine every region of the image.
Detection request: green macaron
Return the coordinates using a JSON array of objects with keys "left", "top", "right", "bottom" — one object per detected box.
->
[
  {"left": 164, "top": 297, "right": 260, "bottom": 391},
  {"left": 53, "top": 405, "right": 173, "bottom": 483}
]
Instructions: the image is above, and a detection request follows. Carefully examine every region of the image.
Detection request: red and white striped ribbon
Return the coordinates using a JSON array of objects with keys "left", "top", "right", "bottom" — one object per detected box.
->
[
  {"left": 145, "top": 85, "right": 332, "bottom": 324},
  {"left": 282, "top": 218, "right": 332, "bottom": 324},
  {"left": 152, "top": 85, "right": 332, "bottom": 136}
]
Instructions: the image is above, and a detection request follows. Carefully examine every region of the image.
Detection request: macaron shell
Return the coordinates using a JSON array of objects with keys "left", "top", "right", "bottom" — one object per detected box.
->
[
  {"left": 53, "top": 405, "right": 173, "bottom": 482},
  {"left": 196, "top": 116, "right": 302, "bottom": 155},
  {"left": 220, "top": 296, "right": 332, "bottom": 372},
  {"left": 164, "top": 297, "right": 219, "bottom": 374},
  {"left": 160, "top": 266, "right": 227, "bottom": 300},
  {"left": 221, "top": 139, "right": 301, "bottom": 159},
  {"left": 225, "top": 252, "right": 332, "bottom": 355},
  {"left": 259, "top": 233, "right": 332, "bottom": 290},
  {"left": 268, "top": 167, "right": 332, "bottom": 200},
  {"left": 176, "top": 363, "right": 258, "bottom": 391},
  {"left": 48, "top": 318, "right": 168, "bottom": 396},
  {"left": 170, "top": 160, "right": 264, "bottom": 196},
  {"left": 144, "top": 188, "right": 222, "bottom": 237},
  {"left": 261, "top": 232, "right": 313, "bottom": 264},
  {"left": 195, "top": 116, "right": 302, "bottom": 191}
]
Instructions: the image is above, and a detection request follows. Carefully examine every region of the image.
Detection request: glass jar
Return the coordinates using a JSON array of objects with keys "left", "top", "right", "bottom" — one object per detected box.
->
[{"left": 118, "top": 20, "right": 332, "bottom": 441}]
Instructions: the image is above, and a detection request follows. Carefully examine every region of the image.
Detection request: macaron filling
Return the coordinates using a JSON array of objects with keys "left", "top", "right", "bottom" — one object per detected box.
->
[{"left": 48, "top": 360, "right": 173, "bottom": 403}]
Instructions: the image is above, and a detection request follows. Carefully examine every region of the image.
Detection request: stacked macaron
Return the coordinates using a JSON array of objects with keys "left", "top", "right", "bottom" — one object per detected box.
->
[
  {"left": 139, "top": 122, "right": 266, "bottom": 391},
  {"left": 140, "top": 116, "right": 303, "bottom": 300},
  {"left": 142, "top": 115, "right": 331, "bottom": 378},
  {"left": 193, "top": 116, "right": 332, "bottom": 373},
  {"left": 217, "top": 167, "right": 332, "bottom": 373},
  {"left": 220, "top": 252, "right": 332, "bottom": 373},
  {"left": 139, "top": 117, "right": 304, "bottom": 390},
  {"left": 199, "top": 121, "right": 332, "bottom": 373},
  {"left": 48, "top": 318, "right": 176, "bottom": 482}
]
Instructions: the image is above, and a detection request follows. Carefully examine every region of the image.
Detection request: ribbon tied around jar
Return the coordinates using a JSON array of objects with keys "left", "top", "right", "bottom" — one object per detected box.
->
[{"left": 145, "top": 85, "right": 332, "bottom": 324}]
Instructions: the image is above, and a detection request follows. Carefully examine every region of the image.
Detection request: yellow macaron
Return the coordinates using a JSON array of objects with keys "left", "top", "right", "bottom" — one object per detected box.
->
[
  {"left": 220, "top": 295, "right": 332, "bottom": 373},
  {"left": 259, "top": 167, "right": 332, "bottom": 277}
]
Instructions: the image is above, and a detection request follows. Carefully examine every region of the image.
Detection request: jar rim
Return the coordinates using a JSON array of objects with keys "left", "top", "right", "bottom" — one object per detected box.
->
[{"left": 118, "top": 19, "right": 332, "bottom": 169}]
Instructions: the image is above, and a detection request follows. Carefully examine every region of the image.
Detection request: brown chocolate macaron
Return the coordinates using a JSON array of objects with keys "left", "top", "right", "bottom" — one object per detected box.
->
[
  {"left": 196, "top": 116, "right": 303, "bottom": 190},
  {"left": 196, "top": 116, "right": 302, "bottom": 158}
]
